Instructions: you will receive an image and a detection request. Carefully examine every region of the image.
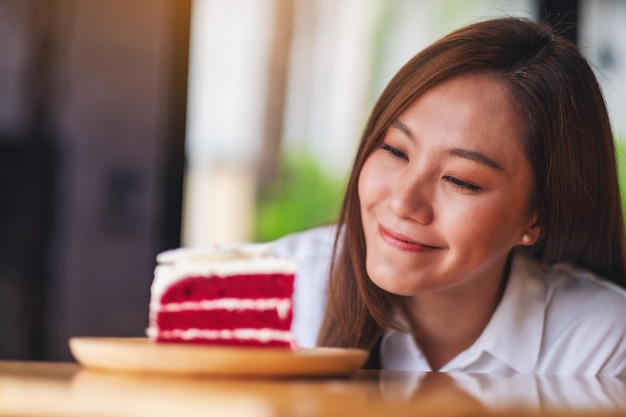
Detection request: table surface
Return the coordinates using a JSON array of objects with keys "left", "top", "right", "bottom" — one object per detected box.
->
[{"left": 1, "top": 360, "right": 626, "bottom": 417}]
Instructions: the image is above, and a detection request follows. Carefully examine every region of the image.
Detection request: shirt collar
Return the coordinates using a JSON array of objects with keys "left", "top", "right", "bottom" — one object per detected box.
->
[{"left": 476, "top": 249, "right": 546, "bottom": 373}]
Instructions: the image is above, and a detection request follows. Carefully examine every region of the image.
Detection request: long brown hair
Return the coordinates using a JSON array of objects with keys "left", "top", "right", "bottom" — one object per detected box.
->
[{"left": 317, "top": 17, "right": 626, "bottom": 350}]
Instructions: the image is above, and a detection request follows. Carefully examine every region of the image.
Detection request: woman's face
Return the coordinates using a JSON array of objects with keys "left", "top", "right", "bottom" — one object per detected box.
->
[{"left": 358, "top": 74, "right": 537, "bottom": 297}]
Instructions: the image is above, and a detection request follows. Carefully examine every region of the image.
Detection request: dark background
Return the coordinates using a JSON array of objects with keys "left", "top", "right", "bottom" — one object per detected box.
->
[{"left": 0, "top": 0, "right": 189, "bottom": 361}]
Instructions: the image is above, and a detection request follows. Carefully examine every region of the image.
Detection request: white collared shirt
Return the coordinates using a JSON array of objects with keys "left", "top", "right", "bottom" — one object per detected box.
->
[{"left": 271, "top": 226, "right": 626, "bottom": 376}]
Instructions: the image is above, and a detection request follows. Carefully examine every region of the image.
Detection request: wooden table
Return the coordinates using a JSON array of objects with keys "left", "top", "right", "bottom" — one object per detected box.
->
[{"left": 1, "top": 360, "right": 625, "bottom": 416}]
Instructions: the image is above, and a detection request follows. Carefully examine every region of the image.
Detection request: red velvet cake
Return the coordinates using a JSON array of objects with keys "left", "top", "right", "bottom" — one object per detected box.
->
[{"left": 147, "top": 244, "right": 296, "bottom": 348}]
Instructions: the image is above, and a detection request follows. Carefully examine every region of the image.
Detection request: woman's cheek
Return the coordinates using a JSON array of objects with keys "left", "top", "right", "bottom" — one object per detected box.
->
[{"left": 359, "top": 155, "right": 392, "bottom": 202}]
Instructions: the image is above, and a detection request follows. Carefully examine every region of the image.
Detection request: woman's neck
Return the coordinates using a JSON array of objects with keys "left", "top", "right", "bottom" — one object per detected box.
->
[{"left": 403, "top": 258, "right": 511, "bottom": 371}]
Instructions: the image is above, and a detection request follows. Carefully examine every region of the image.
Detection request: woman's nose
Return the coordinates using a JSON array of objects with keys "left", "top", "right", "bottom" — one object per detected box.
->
[{"left": 387, "top": 169, "right": 434, "bottom": 225}]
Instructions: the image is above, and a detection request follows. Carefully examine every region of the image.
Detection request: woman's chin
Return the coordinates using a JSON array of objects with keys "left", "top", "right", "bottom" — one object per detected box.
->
[{"left": 368, "top": 274, "right": 422, "bottom": 297}]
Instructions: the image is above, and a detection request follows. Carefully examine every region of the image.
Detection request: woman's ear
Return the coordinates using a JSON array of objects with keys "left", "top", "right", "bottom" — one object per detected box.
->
[{"left": 518, "top": 212, "right": 540, "bottom": 246}]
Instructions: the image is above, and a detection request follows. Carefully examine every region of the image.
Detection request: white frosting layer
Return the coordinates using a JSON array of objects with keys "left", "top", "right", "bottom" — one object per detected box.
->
[
  {"left": 155, "top": 328, "right": 294, "bottom": 343},
  {"left": 154, "top": 298, "right": 292, "bottom": 320},
  {"left": 151, "top": 244, "right": 296, "bottom": 305},
  {"left": 157, "top": 243, "right": 275, "bottom": 264}
]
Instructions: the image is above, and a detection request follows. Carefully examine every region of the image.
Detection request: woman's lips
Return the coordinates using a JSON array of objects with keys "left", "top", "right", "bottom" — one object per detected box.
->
[{"left": 378, "top": 225, "right": 439, "bottom": 252}]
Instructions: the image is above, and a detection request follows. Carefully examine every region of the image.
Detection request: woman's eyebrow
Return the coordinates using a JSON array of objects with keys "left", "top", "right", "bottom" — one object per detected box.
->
[
  {"left": 390, "top": 119, "right": 415, "bottom": 140},
  {"left": 449, "top": 148, "right": 503, "bottom": 171}
]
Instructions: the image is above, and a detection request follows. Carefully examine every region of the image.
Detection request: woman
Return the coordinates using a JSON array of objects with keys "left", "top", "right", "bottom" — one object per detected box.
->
[{"left": 276, "top": 16, "right": 626, "bottom": 375}]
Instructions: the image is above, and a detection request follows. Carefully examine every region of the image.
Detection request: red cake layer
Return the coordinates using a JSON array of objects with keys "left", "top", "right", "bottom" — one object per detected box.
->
[
  {"left": 160, "top": 274, "right": 294, "bottom": 304},
  {"left": 156, "top": 309, "right": 292, "bottom": 331}
]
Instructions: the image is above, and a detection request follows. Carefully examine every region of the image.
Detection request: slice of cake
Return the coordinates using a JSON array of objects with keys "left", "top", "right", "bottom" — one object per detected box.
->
[{"left": 147, "top": 244, "right": 297, "bottom": 348}]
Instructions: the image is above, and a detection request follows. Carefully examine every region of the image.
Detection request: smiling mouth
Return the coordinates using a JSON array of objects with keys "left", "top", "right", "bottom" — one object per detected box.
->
[{"left": 378, "top": 225, "right": 440, "bottom": 252}]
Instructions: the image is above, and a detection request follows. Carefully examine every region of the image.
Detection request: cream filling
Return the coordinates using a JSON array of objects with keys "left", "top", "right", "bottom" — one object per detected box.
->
[
  {"left": 155, "top": 328, "right": 293, "bottom": 343},
  {"left": 154, "top": 298, "right": 292, "bottom": 320}
]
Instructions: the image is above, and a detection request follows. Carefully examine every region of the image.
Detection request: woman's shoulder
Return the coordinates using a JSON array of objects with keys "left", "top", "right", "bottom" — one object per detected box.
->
[
  {"left": 268, "top": 224, "right": 337, "bottom": 259},
  {"left": 268, "top": 225, "right": 338, "bottom": 348},
  {"left": 543, "top": 261, "right": 626, "bottom": 317},
  {"left": 538, "top": 259, "right": 626, "bottom": 376}
]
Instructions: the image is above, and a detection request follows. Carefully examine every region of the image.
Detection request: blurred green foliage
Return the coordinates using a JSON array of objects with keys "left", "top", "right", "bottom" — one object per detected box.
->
[{"left": 253, "top": 154, "right": 346, "bottom": 242}]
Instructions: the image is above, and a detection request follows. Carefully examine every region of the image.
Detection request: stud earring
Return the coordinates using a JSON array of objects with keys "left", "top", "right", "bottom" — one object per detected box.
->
[{"left": 521, "top": 233, "right": 532, "bottom": 245}]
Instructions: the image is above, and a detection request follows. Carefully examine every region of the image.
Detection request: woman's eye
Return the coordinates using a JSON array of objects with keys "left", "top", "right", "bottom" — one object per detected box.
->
[
  {"left": 381, "top": 144, "right": 408, "bottom": 160},
  {"left": 443, "top": 176, "right": 482, "bottom": 192}
]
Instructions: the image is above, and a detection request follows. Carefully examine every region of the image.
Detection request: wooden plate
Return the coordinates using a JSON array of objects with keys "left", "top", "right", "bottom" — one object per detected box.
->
[{"left": 69, "top": 337, "right": 368, "bottom": 377}]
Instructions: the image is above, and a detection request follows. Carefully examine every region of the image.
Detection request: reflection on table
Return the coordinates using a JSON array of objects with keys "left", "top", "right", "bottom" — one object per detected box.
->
[{"left": 0, "top": 361, "right": 625, "bottom": 416}]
